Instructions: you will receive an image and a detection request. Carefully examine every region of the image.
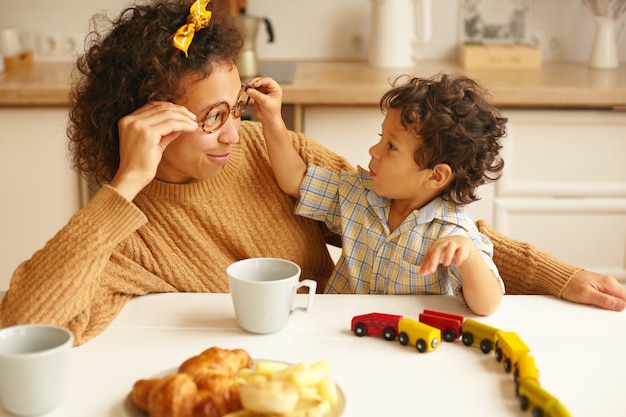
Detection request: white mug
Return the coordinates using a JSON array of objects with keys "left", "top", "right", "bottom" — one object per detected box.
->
[
  {"left": 228, "top": 258, "right": 317, "bottom": 334},
  {"left": 0, "top": 324, "right": 73, "bottom": 416}
]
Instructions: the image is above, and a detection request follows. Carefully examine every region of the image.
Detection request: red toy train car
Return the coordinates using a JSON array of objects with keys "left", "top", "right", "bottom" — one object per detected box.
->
[
  {"left": 351, "top": 312, "right": 402, "bottom": 341},
  {"left": 419, "top": 309, "right": 464, "bottom": 342}
]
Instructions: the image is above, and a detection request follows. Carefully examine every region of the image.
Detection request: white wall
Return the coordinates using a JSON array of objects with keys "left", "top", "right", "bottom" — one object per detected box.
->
[
  {"left": 0, "top": 0, "right": 624, "bottom": 63},
  {"left": 0, "top": 109, "right": 81, "bottom": 290}
]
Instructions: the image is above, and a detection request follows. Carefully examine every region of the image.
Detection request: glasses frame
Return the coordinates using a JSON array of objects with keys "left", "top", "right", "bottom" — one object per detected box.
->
[{"left": 198, "top": 85, "right": 250, "bottom": 133}]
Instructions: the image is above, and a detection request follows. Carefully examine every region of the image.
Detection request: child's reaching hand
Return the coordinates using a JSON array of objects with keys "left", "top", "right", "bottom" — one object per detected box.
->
[
  {"left": 419, "top": 235, "right": 475, "bottom": 275},
  {"left": 246, "top": 76, "right": 306, "bottom": 198},
  {"left": 421, "top": 235, "right": 502, "bottom": 315}
]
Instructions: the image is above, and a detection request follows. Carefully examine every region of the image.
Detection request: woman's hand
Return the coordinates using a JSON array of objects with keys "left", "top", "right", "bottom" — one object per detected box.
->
[
  {"left": 561, "top": 270, "right": 626, "bottom": 312},
  {"left": 110, "top": 102, "right": 198, "bottom": 201}
]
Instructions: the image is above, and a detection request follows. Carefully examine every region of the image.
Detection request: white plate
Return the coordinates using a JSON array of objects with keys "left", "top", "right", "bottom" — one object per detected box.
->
[{"left": 123, "top": 366, "right": 345, "bottom": 417}]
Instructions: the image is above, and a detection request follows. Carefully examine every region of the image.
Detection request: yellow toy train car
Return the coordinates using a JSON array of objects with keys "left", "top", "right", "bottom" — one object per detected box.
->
[
  {"left": 460, "top": 318, "right": 500, "bottom": 354},
  {"left": 495, "top": 331, "right": 531, "bottom": 373},
  {"left": 515, "top": 353, "right": 539, "bottom": 388},
  {"left": 397, "top": 318, "right": 440, "bottom": 353},
  {"left": 518, "top": 379, "right": 572, "bottom": 417}
]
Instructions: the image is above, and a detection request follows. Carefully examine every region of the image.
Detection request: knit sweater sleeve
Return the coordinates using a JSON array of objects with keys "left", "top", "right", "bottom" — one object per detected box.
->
[
  {"left": 0, "top": 185, "right": 149, "bottom": 345},
  {"left": 475, "top": 220, "right": 578, "bottom": 297}
]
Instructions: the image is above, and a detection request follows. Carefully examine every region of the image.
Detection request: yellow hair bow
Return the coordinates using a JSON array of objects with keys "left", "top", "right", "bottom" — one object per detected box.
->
[{"left": 171, "top": 0, "right": 212, "bottom": 57}]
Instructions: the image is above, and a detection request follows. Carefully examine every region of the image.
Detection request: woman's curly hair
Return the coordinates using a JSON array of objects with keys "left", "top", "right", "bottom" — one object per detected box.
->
[
  {"left": 380, "top": 73, "right": 506, "bottom": 206},
  {"left": 68, "top": 0, "right": 243, "bottom": 186}
]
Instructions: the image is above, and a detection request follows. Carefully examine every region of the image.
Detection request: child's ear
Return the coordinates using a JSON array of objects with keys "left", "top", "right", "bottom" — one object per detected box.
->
[{"left": 425, "top": 163, "right": 453, "bottom": 189}]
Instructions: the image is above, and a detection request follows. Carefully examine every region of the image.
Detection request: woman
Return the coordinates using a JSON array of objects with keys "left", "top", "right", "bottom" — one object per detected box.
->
[{"left": 0, "top": 0, "right": 623, "bottom": 345}]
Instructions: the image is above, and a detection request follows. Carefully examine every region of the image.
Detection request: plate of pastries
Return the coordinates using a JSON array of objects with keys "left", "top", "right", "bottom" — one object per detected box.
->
[{"left": 125, "top": 346, "right": 345, "bottom": 417}]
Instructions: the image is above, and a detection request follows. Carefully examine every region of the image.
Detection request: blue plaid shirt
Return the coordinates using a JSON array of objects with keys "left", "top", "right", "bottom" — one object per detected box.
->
[{"left": 295, "top": 165, "right": 504, "bottom": 305}]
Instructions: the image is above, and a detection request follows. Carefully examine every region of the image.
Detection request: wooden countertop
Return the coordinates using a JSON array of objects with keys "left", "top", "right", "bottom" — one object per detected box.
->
[{"left": 2, "top": 60, "right": 626, "bottom": 109}]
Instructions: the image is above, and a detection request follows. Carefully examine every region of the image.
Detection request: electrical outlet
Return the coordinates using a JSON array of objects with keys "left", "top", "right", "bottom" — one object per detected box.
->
[
  {"left": 37, "top": 32, "right": 62, "bottom": 56},
  {"left": 36, "top": 31, "right": 85, "bottom": 60},
  {"left": 60, "top": 33, "right": 84, "bottom": 57}
]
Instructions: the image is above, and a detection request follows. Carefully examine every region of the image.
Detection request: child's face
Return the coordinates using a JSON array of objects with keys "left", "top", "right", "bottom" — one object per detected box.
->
[{"left": 368, "top": 108, "right": 431, "bottom": 200}]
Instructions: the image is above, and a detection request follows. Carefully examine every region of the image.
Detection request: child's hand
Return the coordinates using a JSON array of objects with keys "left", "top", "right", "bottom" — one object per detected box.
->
[
  {"left": 419, "top": 235, "right": 475, "bottom": 275},
  {"left": 245, "top": 77, "right": 283, "bottom": 124}
]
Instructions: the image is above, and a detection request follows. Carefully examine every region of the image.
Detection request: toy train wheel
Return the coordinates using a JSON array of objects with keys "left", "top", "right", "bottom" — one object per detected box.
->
[
  {"left": 495, "top": 347, "right": 503, "bottom": 362},
  {"left": 519, "top": 395, "right": 529, "bottom": 411},
  {"left": 462, "top": 332, "right": 473, "bottom": 346},
  {"left": 353, "top": 323, "right": 367, "bottom": 337},
  {"left": 398, "top": 332, "right": 409, "bottom": 346},
  {"left": 382, "top": 327, "right": 396, "bottom": 341},
  {"left": 442, "top": 329, "right": 456, "bottom": 342},
  {"left": 504, "top": 358, "right": 512, "bottom": 373},
  {"left": 532, "top": 407, "right": 544, "bottom": 417},
  {"left": 479, "top": 340, "right": 492, "bottom": 354},
  {"left": 416, "top": 339, "right": 427, "bottom": 353}
]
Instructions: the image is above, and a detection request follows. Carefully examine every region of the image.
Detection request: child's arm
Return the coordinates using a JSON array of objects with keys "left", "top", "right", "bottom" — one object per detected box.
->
[
  {"left": 246, "top": 77, "right": 306, "bottom": 198},
  {"left": 420, "top": 236, "right": 502, "bottom": 315}
]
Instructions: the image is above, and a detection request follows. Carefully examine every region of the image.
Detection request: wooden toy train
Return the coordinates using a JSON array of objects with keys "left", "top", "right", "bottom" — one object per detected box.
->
[{"left": 351, "top": 311, "right": 571, "bottom": 417}]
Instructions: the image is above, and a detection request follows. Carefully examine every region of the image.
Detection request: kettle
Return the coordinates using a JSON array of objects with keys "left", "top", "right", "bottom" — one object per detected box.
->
[
  {"left": 368, "top": 0, "right": 432, "bottom": 69},
  {"left": 232, "top": 11, "right": 274, "bottom": 80}
]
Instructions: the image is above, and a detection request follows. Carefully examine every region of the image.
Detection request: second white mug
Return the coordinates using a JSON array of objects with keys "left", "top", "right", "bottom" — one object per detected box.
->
[{"left": 0, "top": 324, "right": 73, "bottom": 416}]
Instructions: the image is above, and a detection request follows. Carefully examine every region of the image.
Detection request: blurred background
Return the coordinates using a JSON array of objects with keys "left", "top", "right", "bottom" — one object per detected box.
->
[{"left": 0, "top": 0, "right": 624, "bottom": 64}]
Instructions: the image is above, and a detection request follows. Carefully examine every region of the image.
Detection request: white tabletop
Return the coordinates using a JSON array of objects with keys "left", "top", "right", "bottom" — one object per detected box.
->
[{"left": 1, "top": 292, "right": 624, "bottom": 417}]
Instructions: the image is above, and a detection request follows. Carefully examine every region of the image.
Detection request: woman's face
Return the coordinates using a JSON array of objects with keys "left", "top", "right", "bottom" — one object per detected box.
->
[{"left": 155, "top": 64, "right": 242, "bottom": 184}]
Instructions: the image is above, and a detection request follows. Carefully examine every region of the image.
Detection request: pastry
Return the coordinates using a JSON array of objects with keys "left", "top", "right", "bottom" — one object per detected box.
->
[{"left": 131, "top": 347, "right": 253, "bottom": 417}]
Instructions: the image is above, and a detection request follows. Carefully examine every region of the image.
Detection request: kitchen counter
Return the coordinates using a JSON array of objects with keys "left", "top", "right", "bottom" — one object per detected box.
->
[
  {"left": 0, "top": 61, "right": 74, "bottom": 106},
  {"left": 1, "top": 60, "right": 626, "bottom": 108}
]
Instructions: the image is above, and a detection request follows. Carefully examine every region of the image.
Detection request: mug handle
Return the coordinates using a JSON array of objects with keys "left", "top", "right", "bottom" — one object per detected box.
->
[{"left": 292, "top": 279, "right": 317, "bottom": 312}]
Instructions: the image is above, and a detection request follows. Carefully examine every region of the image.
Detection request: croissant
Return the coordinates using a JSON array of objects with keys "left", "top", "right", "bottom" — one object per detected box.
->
[{"left": 131, "top": 347, "right": 253, "bottom": 417}]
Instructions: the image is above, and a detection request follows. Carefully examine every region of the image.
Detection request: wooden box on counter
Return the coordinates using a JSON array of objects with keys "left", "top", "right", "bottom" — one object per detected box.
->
[
  {"left": 3, "top": 50, "right": 33, "bottom": 72},
  {"left": 459, "top": 44, "right": 541, "bottom": 70}
]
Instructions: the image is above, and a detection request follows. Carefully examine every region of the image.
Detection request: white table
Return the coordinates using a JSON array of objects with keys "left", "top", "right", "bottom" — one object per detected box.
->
[{"left": 1, "top": 293, "right": 624, "bottom": 417}]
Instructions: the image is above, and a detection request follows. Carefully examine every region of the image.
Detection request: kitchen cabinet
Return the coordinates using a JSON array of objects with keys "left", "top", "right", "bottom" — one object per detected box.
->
[
  {"left": 0, "top": 109, "right": 81, "bottom": 290},
  {"left": 303, "top": 106, "right": 626, "bottom": 281},
  {"left": 495, "top": 109, "right": 626, "bottom": 280}
]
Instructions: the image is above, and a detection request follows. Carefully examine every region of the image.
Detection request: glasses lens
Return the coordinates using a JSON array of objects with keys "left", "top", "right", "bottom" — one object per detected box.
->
[
  {"left": 233, "top": 89, "right": 250, "bottom": 118},
  {"left": 201, "top": 103, "right": 229, "bottom": 133}
]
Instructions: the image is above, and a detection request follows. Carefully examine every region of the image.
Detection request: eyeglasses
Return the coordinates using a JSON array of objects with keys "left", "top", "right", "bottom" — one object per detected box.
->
[{"left": 197, "top": 85, "right": 250, "bottom": 133}]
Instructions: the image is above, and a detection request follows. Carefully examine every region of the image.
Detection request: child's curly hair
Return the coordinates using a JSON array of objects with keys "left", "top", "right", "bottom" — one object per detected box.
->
[
  {"left": 380, "top": 73, "right": 506, "bottom": 206},
  {"left": 68, "top": 0, "right": 243, "bottom": 186}
]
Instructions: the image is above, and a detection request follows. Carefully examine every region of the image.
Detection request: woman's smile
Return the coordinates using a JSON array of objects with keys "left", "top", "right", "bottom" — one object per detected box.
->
[{"left": 207, "top": 151, "right": 231, "bottom": 165}]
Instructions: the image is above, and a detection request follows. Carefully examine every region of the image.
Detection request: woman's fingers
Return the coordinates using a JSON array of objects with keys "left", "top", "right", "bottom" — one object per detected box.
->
[{"left": 112, "top": 102, "right": 198, "bottom": 197}]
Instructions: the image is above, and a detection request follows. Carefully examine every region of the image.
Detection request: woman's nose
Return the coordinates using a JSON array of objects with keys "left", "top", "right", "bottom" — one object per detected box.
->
[{"left": 219, "top": 116, "right": 241, "bottom": 144}]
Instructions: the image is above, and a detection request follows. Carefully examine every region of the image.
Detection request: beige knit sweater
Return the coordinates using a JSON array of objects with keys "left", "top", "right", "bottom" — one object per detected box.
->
[{"left": 0, "top": 122, "right": 576, "bottom": 345}]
